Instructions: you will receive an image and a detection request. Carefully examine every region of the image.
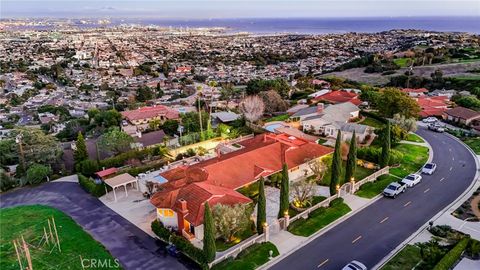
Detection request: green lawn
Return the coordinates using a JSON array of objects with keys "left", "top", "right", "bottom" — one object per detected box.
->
[
  {"left": 355, "top": 174, "right": 399, "bottom": 198},
  {"left": 322, "top": 163, "right": 374, "bottom": 186},
  {"left": 463, "top": 137, "right": 480, "bottom": 154},
  {"left": 389, "top": 144, "right": 429, "bottom": 178},
  {"left": 393, "top": 58, "right": 412, "bottom": 68},
  {"left": 361, "top": 116, "right": 385, "bottom": 129},
  {"left": 380, "top": 245, "right": 422, "bottom": 270},
  {"left": 211, "top": 242, "right": 279, "bottom": 270},
  {"left": 0, "top": 205, "right": 120, "bottom": 270},
  {"left": 288, "top": 200, "right": 351, "bottom": 237},
  {"left": 216, "top": 222, "right": 256, "bottom": 252},
  {"left": 405, "top": 133, "right": 424, "bottom": 143},
  {"left": 265, "top": 114, "right": 290, "bottom": 122}
]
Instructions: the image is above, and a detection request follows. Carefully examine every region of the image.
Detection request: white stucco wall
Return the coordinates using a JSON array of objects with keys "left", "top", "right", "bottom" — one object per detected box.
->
[{"left": 194, "top": 224, "right": 204, "bottom": 240}]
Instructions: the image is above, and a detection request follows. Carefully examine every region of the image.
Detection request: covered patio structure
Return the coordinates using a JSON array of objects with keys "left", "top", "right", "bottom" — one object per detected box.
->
[{"left": 104, "top": 173, "right": 139, "bottom": 202}]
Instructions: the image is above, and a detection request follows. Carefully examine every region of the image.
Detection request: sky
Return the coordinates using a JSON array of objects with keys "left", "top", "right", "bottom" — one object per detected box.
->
[{"left": 1, "top": 0, "right": 479, "bottom": 19}]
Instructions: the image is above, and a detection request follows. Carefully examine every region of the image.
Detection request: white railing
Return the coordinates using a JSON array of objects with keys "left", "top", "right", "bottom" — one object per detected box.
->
[
  {"left": 353, "top": 166, "right": 390, "bottom": 191},
  {"left": 209, "top": 233, "right": 265, "bottom": 268},
  {"left": 226, "top": 133, "right": 255, "bottom": 144}
]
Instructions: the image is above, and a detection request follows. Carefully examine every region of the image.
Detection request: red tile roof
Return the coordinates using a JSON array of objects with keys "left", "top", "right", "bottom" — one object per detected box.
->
[
  {"left": 150, "top": 133, "right": 333, "bottom": 226},
  {"left": 416, "top": 96, "right": 449, "bottom": 117},
  {"left": 315, "top": 90, "right": 362, "bottom": 105},
  {"left": 121, "top": 105, "right": 179, "bottom": 122},
  {"left": 95, "top": 167, "right": 118, "bottom": 179}
]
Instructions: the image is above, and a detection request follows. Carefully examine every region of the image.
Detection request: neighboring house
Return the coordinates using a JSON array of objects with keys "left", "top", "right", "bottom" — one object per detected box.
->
[
  {"left": 416, "top": 96, "right": 450, "bottom": 117},
  {"left": 314, "top": 90, "right": 362, "bottom": 105},
  {"left": 132, "top": 130, "right": 166, "bottom": 149},
  {"left": 150, "top": 133, "right": 333, "bottom": 241},
  {"left": 121, "top": 105, "right": 179, "bottom": 135},
  {"left": 211, "top": 111, "right": 241, "bottom": 127},
  {"left": 301, "top": 102, "right": 361, "bottom": 135},
  {"left": 444, "top": 106, "right": 480, "bottom": 126},
  {"left": 290, "top": 103, "right": 325, "bottom": 121},
  {"left": 430, "top": 89, "right": 457, "bottom": 99},
  {"left": 401, "top": 88, "right": 428, "bottom": 97},
  {"left": 333, "top": 122, "right": 372, "bottom": 142}
]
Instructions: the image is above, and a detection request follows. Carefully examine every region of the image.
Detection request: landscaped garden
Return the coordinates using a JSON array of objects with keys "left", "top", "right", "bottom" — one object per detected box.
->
[
  {"left": 463, "top": 137, "right": 480, "bottom": 154},
  {"left": 287, "top": 198, "right": 351, "bottom": 237},
  {"left": 321, "top": 163, "right": 374, "bottom": 186},
  {"left": 0, "top": 205, "right": 120, "bottom": 270},
  {"left": 452, "top": 187, "right": 480, "bottom": 222},
  {"left": 211, "top": 242, "right": 279, "bottom": 270},
  {"left": 389, "top": 143, "right": 429, "bottom": 178},
  {"left": 381, "top": 225, "right": 480, "bottom": 270},
  {"left": 360, "top": 116, "right": 385, "bottom": 129}
]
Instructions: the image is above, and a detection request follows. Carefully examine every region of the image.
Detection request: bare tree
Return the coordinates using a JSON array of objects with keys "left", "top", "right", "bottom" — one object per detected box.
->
[
  {"left": 145, "top": 181, "right": 161, "bottom": 197},
  {"left": 392, "top": 113, "right": 417, "bottom": 133},
  {"left": 292, "top": 178, "right": 316, "bottom": 208},
  {"left": 239, "top": 95, "right": 265, "bottom": 123},
  {"left": 305, "top": 158, "right": 327, "bottom": 184}
]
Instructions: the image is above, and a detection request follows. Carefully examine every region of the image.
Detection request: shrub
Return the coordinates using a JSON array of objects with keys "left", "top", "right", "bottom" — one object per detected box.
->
[
  {"left": 26, "top": 164, "right": 52, "bottom": 185},
  {"left": 329, "top": 197, "right": 344, "bottom": 207},
  {"left": 78, "top": 174, "right": 106, "bottom": 197},
  {"left": 76, "top": 159, "right": 99, "bottom": 177},
  {"left": 428, "top": 225, "right": 453, "bottom": 238},
  {"left": 466, "top": 239, "right": 480, "bottom": 259},
  {"left": 151, "top": 220, "right": 173, "bottom": 242},
  {"left": 432, "top": 237, "right": 469, "bottom": 270},
  {"left": 0, "top": 172, "right": 17, "bottom": 192},
  {"left": 357, "top": 147, "right": 403, "bottom": 165}
]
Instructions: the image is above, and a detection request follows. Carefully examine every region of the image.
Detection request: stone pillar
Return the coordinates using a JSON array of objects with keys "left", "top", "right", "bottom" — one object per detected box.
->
[
  {"left": 284, "top": 213, "right": 290, "bottom": 228},
  {"left": 263, "top": 223, "right": 269, "bottom": 242}
]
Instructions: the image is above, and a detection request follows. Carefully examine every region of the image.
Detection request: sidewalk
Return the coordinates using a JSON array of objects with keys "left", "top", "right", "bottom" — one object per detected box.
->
[{"left": 52, "top": 174, "right": 78, "bottom": 182}]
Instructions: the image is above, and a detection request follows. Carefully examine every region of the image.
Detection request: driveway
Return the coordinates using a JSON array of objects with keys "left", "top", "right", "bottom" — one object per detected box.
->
[
  {"left": 269, "top": 126, "right": 478, "bottom": 270},
  {"left": 0, "top": 182, "right": 195, "bottom": 270}
]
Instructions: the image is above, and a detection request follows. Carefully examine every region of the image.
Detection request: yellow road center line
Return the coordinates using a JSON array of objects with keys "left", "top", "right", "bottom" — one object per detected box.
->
[
  {"left": 317, "top": 259, "right": 329, "bottom": 268},
  {"left": 352, "top": 235, "right": 362, "bottom": 244}
]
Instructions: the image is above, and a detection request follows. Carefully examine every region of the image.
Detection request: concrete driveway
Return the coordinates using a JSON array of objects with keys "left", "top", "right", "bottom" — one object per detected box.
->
[{"left": 0, "top": 182, "right": 196, "bottom": 270}]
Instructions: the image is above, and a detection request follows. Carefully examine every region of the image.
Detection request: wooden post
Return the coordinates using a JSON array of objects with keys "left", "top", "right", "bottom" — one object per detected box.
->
[
  {"left": 52, "top": 217, "right": 61, "bottom": 252},
  {"left": 13, "top": 240, "right": 23, "bottom": 270},
  {"left": 21, "top": 236, "right": 33, "bottom": 270}
]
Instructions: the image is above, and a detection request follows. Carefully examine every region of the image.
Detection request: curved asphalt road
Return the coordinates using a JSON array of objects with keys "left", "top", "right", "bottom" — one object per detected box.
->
[
  {"left": 0, "top": 182, "right": 193, "bottom": 270},
  {"left": 269, "top": 126, "right": 477, "bottom": 270}
]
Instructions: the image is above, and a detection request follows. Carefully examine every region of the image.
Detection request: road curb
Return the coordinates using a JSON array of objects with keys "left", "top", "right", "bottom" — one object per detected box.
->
[
  {"left": 260, "top": 194, "right": 383, "bottom": 270},
  {"left": 373, "top": 132, "right": 480, "bottom": 270}
]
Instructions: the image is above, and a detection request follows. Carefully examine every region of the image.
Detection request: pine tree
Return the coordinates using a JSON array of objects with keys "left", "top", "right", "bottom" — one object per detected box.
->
[
  {"left": 74, "top": 131, "right": 88, "bottom": 165},
  {"left": 257, "top": 177, "right": 267, "bottom": 234},
  {"left": 330, "top": 131, "right": 342, "bottom": 195},
  {"left": 203, "top": 202, "right": 216, "bottom": 263},
  {"left": 344, "top": 130, "right": 357, "bottom": 184},
  {"left": 380, "top": 122, "right": 391, "bottom": 168},
  {"left": 278, "top": 164, "right": 290, "bottom": 218}
]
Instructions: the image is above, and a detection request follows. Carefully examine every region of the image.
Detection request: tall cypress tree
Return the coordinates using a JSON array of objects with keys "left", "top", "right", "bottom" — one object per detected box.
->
[
  {"left": 344, "top": 130, "right": 357, "bottom": 184},
  {"left": 278, "top": 164, "right": 290, "bottom": 218},
  {"left": 380, "top": 122, "right": 391, "bottom": 168},
  {"left": 203, "top": 202, "right": 216, "bottom": 263},
  {"left": 257, "top": 177, "right": 267, "bottom": 234},
  {"left": 330, "top": 131, "right": 342, "bottom": 195},
  {"left": 74, "top": 131, "right": 88, "bottom": 165}
]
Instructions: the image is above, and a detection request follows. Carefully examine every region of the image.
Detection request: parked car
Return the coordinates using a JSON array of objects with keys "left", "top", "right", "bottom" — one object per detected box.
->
[
  {"left": 422, "top": 163, "right": 437, "bottom": 175},
  {"left": 400, "top": 174, "right": 422, "bottom": 187},
  {"left": 428, "top": 123, "right": 445, "bottom": 133},
  {"left": 342, "top": 260, "right": 367, "bottom": 270},
  {"left": 422, "top": 117, "right": 438, "bottom": 123},
  {"left": 383, "top": 182, "right": 407, "bottom": 198}
]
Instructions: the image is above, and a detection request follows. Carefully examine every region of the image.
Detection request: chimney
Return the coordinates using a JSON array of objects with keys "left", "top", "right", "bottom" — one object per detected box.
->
[
  {"left": 317, "top": 103, "right": 324, "bottom": 113},
  {"left": 176, "top": 199, "right": 189, "bottom": 233}
]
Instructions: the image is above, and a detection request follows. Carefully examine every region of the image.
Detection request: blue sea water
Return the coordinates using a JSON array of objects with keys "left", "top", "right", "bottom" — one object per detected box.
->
[{"left": 134, "top": 17, "right": 480, "bottom": 34}]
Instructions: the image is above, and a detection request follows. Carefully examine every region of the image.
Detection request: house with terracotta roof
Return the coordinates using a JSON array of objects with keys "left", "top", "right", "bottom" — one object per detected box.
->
[
  {"left": 401, "top": 88, "right": 428, "bottom": 97},
  {"left": 444, "top": 106, "right": 480, "bottom": 126},
  {"left": 416, "top": 96, "right": 450, "bottom": 118},
  {"left": 314, "top": 90, "right": 362, "bottom": 106},
  {"left": 121, "top": 105, "right": 180, "bottom": 135},
  {"left": 150, "top": 133, "right": 333, "bottom": 241}
]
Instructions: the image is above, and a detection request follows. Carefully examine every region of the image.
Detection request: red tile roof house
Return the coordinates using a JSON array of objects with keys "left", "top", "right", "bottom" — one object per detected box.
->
[
  {"left": 443, "top": 106, "right": 480, "bottom": 126},
  {"left": 150, "top": 133, "right": 333, "bottom": 241},
  {"left": 121, "top": 105, "right": 180, "bottom": 135},
  {"left": 314, "top": 90, "right": 362, "bottom": 106},
  {"left": 415, "top": 96, "right": 450, "bottom": 118},
  {"left": 401, "top": 88, "right": 428, "bottom": 97}
]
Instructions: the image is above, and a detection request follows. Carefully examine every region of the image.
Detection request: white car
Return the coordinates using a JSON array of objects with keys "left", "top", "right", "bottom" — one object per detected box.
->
[
  {"left": 422, "top": 117, "right": 438, "bottom": 123},
  {"left": 422, "top": 163, "right": 437, "bottom": 175},
  {"left": 400, "top": 174, "right": 422, "bottom": 187},
  {"left": 342, "top": 260, "right": 367, "bottom": 270}
]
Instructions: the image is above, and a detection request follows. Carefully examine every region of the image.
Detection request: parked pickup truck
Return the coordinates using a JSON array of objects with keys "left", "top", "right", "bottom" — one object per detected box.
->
[{"left": 383, "top": 182, "right": 407, "bottom": 198}]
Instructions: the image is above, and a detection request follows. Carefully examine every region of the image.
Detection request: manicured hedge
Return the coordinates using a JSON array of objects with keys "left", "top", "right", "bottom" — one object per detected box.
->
[
  {"left": 357, "top": 147, "right": 403, "bottom": 165},
  {"left": 151, "top": 219, "right": 172, "bottom": 242},
  {"left": 432, "top": 237, "right": 470, "bottom": 270},
  {"left": 78, "top": 174, "right": 106, "bottom": 197}
]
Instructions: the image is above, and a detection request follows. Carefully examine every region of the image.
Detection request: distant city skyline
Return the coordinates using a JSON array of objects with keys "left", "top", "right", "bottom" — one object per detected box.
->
[{"left": 1, "top": 0, "right": 480, "bottom": 19}]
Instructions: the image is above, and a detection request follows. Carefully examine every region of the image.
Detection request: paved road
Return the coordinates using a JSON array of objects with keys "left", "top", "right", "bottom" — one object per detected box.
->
[
  {"left": 0, "top": 182, "right": 194, "bottom": 270},
  {"left": 269, "top": 127, "right": 477, "bottom": 270}
]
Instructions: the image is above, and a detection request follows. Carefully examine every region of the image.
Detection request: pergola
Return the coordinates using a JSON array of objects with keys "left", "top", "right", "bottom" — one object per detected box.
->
[{"left": 104, "top": 173, "right": 139, "bottom": 202}]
